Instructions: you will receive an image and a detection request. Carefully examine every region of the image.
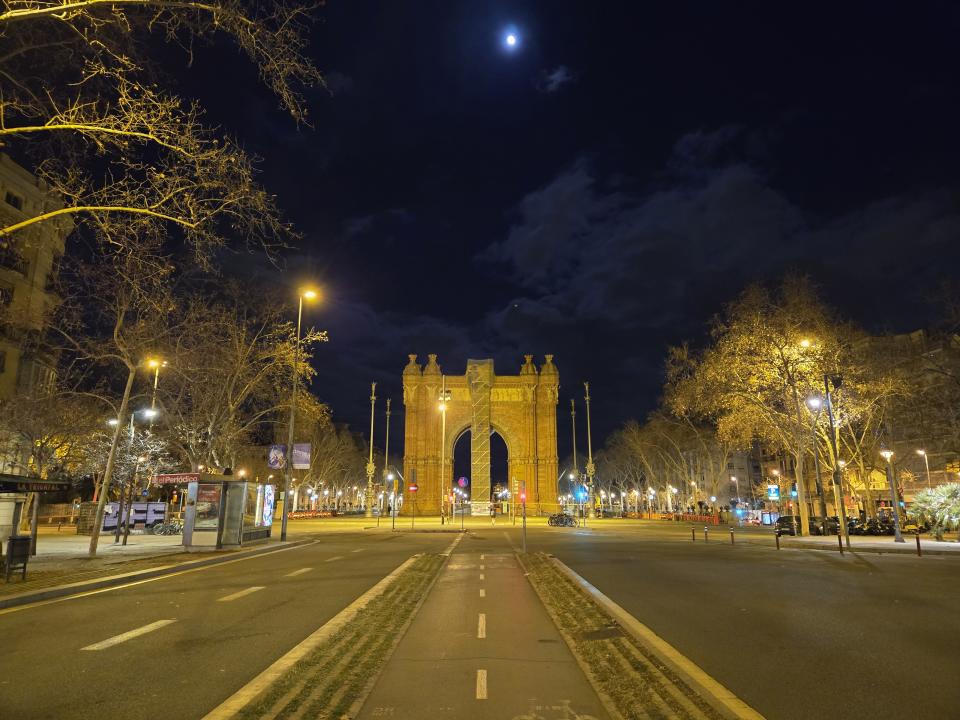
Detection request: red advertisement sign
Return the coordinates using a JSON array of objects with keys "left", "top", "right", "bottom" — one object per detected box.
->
[{"left": 152, "top": 472, "right": 200, "bottom": 486}]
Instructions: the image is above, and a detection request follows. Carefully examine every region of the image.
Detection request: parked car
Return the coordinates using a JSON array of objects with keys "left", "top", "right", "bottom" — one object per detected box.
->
[
  {"left": 775, "top": 516, "right": 802, "bottom": 536},
  {"left": 810, "top": 516, "right": 841, "bottom": 536}
]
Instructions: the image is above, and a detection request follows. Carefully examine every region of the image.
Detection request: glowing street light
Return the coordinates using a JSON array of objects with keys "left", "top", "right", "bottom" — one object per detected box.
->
[
  {"left": 917, "top": 449, "right": 933, "bottom": 489},
  {"left": 879, "top": 450, "right": 904, "bottom": 543},
  {"left": 283, "top": 284, "right": 321, "bottom": 540}
]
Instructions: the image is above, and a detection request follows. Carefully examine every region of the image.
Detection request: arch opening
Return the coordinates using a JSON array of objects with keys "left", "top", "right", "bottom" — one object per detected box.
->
[{"left": 452, "top": 429, "right": 508, "bottom": 510}]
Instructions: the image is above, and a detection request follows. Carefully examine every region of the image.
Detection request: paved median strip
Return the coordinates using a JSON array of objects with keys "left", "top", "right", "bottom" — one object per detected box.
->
[
  {"left": 521, "top": 552, "right": 765, "bottom": 720},
  {"left": 82, "top": 619, "right": 176, "bottom": 651}
]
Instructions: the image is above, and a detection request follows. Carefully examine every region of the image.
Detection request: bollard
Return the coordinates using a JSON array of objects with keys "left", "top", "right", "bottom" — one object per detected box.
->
[
  {"left": 837, "top": 531, "right": 843, "bottom": 555},
  {"left": 691, "top": 525, "right": 696, "bottom": 542},
  {"left": 916, "top": 532, "right": 922, "bottom": 557},
  {"left": 704, "top": 526, "right": 709, "bottom": 542},
  {"left": 775, "top": 531, "right": 780, "bottom": 550},
  {"left": 729, "top": 527, "right": 735, "bottom": 544}
]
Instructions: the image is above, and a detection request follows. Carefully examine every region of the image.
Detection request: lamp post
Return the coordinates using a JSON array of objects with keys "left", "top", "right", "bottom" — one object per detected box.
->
[
  {"left": 146, "top": 358, "right": 167, "bottom": 429},
  {"left": 365, "top": 382, "right": 377, "bottom": 519},
  {"left": 823, "top": 374, "right": 851, "bottom": 549},
  {"left": 917, "top": 449, "right": 932, "bottom": 489},
  {"left": 806, "top": 396, "right": 831, "bottom": 535},
  {"left": 570, "top": 398, "right": 579, "bottom": 493},
  {"left": 379, "top": 398, "right": 391, "bottom": 527},
  {"left": 584, "top": 382, "right": 596, "bottom": 519},
  {"left": 438, "top": 378, "right": 451, "bottom": 522},
  {"left": 880, "top": 450, "right": 905, "bottom": 543},
  {"left": 282, "top": 287, "right": 319, "bottom": 541}
]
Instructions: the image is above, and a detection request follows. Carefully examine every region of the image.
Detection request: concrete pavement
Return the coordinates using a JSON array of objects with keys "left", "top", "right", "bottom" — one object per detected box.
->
[
  {"left": 0, "top": 531, "right": 452, "bottom": 720},
  {"left": 529, "top": 522, "right": 960, "bottom": 720},
  {"left": 357, "top": 530, "right": 610, "bottom": 720}
]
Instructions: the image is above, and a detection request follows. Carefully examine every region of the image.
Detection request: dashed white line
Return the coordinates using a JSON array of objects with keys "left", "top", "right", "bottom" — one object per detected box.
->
[
  {"left": 351, "top": 548, "right": 364, "bottom": 553},
  {"left": 480, "top": 564, "right": 485, "bottom": 570},
  {"left": 324, "top": 556, "right": 345, "bottom": 563},
  {"left": 285, "top": 568, "right": 313, "bottom": 577},
  {"left": 217, "top": 586, "right": 265, "bottom": 602},
  {"left": 479, "top": 573, "right": 485, "bottom": 581},
  {"left": 476, "top": 669, "right": 487, "bottom": 699},
  {"left": 480, "top": 554, "right": 485, "bottom": 560},
  {"left": 81, "top": 619, "right": 176, "bottom": 651},
  {"left": 479, "top": 589, "right": 486, "bottom": 598},
  {"left": 477, "top": 613, "right": 486, "bottom": 639}
]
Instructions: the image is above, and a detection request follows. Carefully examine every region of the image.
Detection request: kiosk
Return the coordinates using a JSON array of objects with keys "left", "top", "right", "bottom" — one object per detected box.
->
[{"left": 182, "top": 473, "right": 275, "bottom": 551}]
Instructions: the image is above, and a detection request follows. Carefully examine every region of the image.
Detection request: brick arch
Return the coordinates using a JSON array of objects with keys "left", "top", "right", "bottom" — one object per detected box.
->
[{"left": 401, "top": 354, "right": 560, "bottom": 515}]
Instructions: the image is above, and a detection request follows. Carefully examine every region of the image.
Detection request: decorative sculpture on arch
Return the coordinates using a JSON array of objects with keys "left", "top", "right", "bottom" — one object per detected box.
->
[{"left": 401, "top": 354, "right": 560, "bottom": 515}]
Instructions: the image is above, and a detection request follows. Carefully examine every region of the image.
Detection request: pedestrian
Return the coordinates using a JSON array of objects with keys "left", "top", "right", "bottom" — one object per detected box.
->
[{"left": 490, "top": 504, "right": 496, "bottom": 526}]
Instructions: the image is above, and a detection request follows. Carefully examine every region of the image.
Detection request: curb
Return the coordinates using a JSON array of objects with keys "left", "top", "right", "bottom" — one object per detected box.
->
[
  {"left": 0, "top": 539, "right": 314, "bottom": 611},
  {"left": 749, "top": 537, "right": 960, "bottom": 557},
  {"left": 550, "top": 555, "right": 766, "bottom": 720}
]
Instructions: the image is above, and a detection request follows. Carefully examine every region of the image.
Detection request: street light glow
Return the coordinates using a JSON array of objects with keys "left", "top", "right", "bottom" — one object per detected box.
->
[
  {"left": 301, "top": 287, "right": 320, "bottom": 301},
  {"left": 806, "top": 396, "right": 822, "bottom": 410},
  {"left": 916, "top": 449, "right": 926, "bottom": 456},
  {"left": 880, "top": 450, "right": 894, "bottom": 461}
]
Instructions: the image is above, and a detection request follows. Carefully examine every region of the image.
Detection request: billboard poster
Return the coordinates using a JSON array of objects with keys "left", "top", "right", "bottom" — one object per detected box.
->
[
  {"left": 195, "top": 483, "right": 222, "bottom": 529},
  {"left": 262, "top": 484, "right": 275, "bottom": 527},
  {"left": 293, "top": 443, "right": 311, "bottom": 470},
  {"left": 267, "top": 445, "right": 287, "bottom": 469}
]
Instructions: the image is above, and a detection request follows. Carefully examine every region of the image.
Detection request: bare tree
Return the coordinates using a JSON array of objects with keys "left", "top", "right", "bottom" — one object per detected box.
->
[{"left": 0, "top": 0, "right": 323, "bottom": 257}]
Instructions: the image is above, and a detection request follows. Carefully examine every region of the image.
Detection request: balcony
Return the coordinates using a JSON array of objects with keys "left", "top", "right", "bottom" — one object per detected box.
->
[{"left": 0, "top": 247, "right": 27, "bottom": 275}]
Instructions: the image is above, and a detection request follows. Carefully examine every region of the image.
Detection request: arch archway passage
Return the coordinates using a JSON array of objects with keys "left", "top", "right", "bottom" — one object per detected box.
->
[{"left": 402, "top": 354, "right": 560, "bottom": 516}]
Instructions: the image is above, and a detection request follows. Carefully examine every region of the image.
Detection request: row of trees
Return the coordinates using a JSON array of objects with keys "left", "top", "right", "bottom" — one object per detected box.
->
[
  {"left": 596, "top": 276, "right": 960, "bottom": 535},
  {"left": 0, "top": 1, "right": 377, "bottom": 553}
]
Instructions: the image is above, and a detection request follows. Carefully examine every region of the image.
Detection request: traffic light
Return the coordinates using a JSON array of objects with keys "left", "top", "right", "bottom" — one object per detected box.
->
[{"left": 520, "top": 491, "right": 526, "bottom": 503}]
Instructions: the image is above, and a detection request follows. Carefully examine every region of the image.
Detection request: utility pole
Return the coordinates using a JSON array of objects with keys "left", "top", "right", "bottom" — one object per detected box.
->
[
  {"left": 823, "top": 375, "right": 851, "bottom": 549},
  {"left": 379, "top": 398, "right": 391, "bottom": 526},
  {"left": 365, "top": 383, "right": 377, "bottom": 519},
  {"left": 584, "top": 382, "right": 596, "bottom": 520}
]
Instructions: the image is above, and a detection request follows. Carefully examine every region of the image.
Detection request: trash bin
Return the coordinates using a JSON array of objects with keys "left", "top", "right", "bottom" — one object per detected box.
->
[{"left": 4, "top": 535, "right": 30, "bottom": 582}]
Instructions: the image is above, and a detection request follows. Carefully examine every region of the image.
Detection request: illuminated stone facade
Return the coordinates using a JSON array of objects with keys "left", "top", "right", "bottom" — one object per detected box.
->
[{"left": 401, "top": 354, "right": 559, "bottom": 515}]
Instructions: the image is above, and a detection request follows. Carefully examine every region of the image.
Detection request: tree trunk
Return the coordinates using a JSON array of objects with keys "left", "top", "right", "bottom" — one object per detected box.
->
[{"left": 89, "top": 365, "right": 136, "bottom": 557}]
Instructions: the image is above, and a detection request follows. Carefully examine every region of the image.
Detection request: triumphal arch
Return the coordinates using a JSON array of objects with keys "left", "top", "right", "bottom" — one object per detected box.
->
[{"left": 402, "top": 354, "right": 559, "bottom": 515}]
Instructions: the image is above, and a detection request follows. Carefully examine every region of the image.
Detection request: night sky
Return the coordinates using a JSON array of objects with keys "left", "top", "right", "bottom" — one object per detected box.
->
[{"left": 195, "top": 2, "right": 960, "bottom": 457}]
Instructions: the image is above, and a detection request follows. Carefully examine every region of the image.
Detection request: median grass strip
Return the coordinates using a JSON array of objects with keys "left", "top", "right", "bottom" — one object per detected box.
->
[
  {"left": 234, "top": 553, "right": 445, "bottom": 720},
  {"left": 522, "top": 552, "right": 728, "bottom": 720}
]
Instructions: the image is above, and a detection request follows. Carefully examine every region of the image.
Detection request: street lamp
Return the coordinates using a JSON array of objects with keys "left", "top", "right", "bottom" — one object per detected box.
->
[
  {"left": 365, "top": 382, "right": 377, "bottom": 519},
  {"left": 916, "top": 449, "right": 932, "bottom": 489},
  {"left": 145, "top": 357, "right": 167, "bottom": 428},
  {"left": 438, "top": 380, "right": 451, "bottom": 523},
  {"left": 730, "top": 475, "right": 740, "bottom": 504},
  {"left": 282, "top": 285, "right": 320, "bottom": 541},
  {"left": 879, "top": 450, "right": 904, "bottom": 543},
  {"left": 806, "top": 395, "right": 830, "bottom": 535}
]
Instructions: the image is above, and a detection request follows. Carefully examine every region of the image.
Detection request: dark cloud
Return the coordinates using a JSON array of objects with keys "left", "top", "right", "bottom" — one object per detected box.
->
[
  {"left": 314, "top": 128, "right": 960, "bottom": 452},
  {"left": 323, "top": 70, "right": 355, "bottom": 95},
  {"left": 537, "top": 65, "right": 575, "bottom": 93}
]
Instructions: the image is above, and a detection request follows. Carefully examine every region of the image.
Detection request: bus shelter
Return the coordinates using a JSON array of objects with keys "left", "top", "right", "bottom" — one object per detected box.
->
[{"left": 179, "top": 473, "right": 276, "bottom": 551}]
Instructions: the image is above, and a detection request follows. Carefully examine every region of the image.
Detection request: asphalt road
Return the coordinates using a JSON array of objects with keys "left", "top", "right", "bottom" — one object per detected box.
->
[
  {"left": 524, "top": 521, "right": 960, "bottom": 720},
  {"left": 357, "top": 530, "right": 609, "bottom": 720},
  {"left": 0, "top": 532, "right": 451, "bottom": 720}
]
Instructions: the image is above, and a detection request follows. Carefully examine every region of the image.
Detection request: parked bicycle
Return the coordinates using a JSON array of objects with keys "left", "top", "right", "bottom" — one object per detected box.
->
[
  {"left": 548, "top": 513, "right": 578, "bottom": 528},
  {"left": 151, "top": 519, "right": 183, "bottom": 535}
]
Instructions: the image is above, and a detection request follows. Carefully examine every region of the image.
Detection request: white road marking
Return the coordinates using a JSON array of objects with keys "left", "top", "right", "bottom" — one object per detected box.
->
[
  {"left": 476, "top": 669, "right": 487, "bottom": 699},
  {"left": 477, "top": 613, "right": 486, "bottom": 639},
  {"left": 479, "top": 573, "right": 485, "bottom": 581},
  {"left": 480, "top": 564, "right": 485, "bottom": 570},
  {"left": 351, "top": 548, "right": 364, "bottom": 553},
  {"left": 324, "top": 556, "right": 345, "bottom": 563},
  {"left": 285, "top": 568, "right": 313, "bottom": 577},
  {"left": 217, "top": 586, "right": 265, "bottom": 602},
  {"left": 480, "top": 554, "right": 485, "bottom": 560},
  {"left": 479, "top": 589, "right": 486, "bottom": 598},
  {"left": 81, "top": 619, "right": 175, "bottom": 651}
]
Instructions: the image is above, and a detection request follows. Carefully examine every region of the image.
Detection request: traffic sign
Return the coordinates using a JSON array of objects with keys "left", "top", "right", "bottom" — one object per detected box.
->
[{"left": 409, "top": 484, "right": 418, "bottom": 492}]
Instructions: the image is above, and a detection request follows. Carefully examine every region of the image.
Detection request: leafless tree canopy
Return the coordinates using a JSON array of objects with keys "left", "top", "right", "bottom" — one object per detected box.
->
[{"left": 0, "top": 0, "right": 324, "bottom": 259}]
